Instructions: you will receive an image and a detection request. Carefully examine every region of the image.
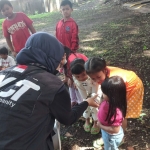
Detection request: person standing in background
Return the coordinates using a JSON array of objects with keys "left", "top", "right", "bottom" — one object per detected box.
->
[
  {"left": 56, "top": 0, "right": 79, "bottom": 52},
  {"left": 0, "top": 0, "right": 36, "bottom": 57}
]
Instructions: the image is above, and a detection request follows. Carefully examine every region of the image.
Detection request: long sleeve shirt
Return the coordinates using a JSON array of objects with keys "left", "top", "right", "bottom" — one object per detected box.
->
[
  {"left": 73, "top": 76, "right": 102, "bottom": 103},
  {"left": 0, "top": 65, "right": 88, "bottom": 150},
  {"left": 56, "top": 18, "right": 79, "bottom": 52}
]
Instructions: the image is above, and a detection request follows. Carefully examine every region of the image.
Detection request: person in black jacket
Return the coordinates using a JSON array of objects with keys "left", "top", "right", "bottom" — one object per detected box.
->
[{"left": 0, "top": 32, "right": 98, "bottom": 150}]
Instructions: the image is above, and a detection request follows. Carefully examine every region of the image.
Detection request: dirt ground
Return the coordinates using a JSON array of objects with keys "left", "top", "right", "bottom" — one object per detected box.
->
[
  {"left": 59, "top": 0, "right": 150, "bottom": 150},
  {"left": 0, "top": 0, "right": 150, "bottom": 149}
]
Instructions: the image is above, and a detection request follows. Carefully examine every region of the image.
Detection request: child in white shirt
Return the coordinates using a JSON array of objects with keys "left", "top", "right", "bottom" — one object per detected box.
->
[
  {"left": 70, "top": 58, "right": 102, "bottom": 134},
  {"left": 0, "top": 46, "right": 16, "bottom": 70}
]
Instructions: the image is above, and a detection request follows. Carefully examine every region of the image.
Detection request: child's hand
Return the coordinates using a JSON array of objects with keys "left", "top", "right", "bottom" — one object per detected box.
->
[{"left": 86, "top": 94, "right": 99, "bottom": 107}]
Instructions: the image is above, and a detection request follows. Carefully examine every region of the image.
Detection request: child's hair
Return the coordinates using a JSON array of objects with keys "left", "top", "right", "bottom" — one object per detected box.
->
[
  {"left": 63, "top": 46, "right": 73, "bottom": 76},
  {"left": 0, "top": 0, "right": 12, "bottom": 11},
  {"left": 101, "top": 76, "right": 127, "bottom": 124},
  {"left": 70, "top": 58, "right": 85, "bottom": 75},
  {"left": 85, "top": 57, "right": 106, "bottom": 74},
  {"left": 64, "top": 46, "right": 72, "bottom": 61},
  {"left": 60, "top": 0, "right": 72, "bottom": 8},
  {"left": 0, "top": 46, "right": 8, "bottom": 55}
]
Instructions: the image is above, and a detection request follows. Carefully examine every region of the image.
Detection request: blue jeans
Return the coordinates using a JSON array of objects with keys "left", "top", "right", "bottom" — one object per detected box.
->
[{"left": 101, "top": 127, "right": 124, "bottom": 150}]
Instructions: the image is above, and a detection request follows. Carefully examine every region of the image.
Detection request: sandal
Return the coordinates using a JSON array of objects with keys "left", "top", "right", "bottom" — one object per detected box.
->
[
  {"left": 91, "top": 126, "right": 100, "bottom": 134},
  {"left": 83, "top": 123, "right": 92, "bottom": 132}
]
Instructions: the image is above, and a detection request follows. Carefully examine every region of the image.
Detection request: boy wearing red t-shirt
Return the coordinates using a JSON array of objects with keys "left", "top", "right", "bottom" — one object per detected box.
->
[
  {"left": 0, "top": 0, "right": 36, "bottom": 57},
  {"left": 56, "top": 0, "right": 79, "bottom": 52}
]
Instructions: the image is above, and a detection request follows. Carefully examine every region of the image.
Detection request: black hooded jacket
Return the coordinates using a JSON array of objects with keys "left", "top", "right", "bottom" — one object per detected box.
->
[{"left": 0, "top": 33, "right": 88, "bottom": 150}]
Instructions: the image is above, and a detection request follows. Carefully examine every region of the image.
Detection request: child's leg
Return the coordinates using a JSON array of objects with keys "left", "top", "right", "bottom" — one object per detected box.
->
[
  {"left": 91, "top": 107, "right": 100, "bottom": 134},
  {"left": 83, "top": 107, "right": 91, "bottom": 132},
  {"left": 102, "top": 127, "right": 124, "bottom": 150},
  {"left": 101, "top": 129, "right": 110, "bottom": 150}
]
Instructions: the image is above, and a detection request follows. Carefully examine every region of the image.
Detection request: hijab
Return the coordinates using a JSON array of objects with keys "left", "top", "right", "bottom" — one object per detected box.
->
[{"left": 16, "top": 32, "right": 64, "bottom": 74}]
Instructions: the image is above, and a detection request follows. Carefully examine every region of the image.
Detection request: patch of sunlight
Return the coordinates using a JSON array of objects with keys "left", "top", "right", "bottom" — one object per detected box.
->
[
  {"left": 81, "top": 37, "right": 102, "bottom": 42},
  {"left": 143, "top": 50, "right": 150, "bottom": 57},
  {"left": 96, "top": 50, "right": 105, "bottom": 54},
  {"left": 80, "top": 46, "right": 94, "bottom": 51},
  {"left": 89, "top": 31, "right": 100, "bottom": 36},
  {"left": 81, "top": 31, "right": 102, "bottom": 42},
  {"left": 72, "top": 145, "right": 94, "bottom": 150},
  {"left": 134, "top": 4, "right": 147, "bottom": 9},
  {"left": 125, "top": 26, "right": 139, "bottom": 34},
  {"left": 122, "top": 40, "right": 132, "bottom": 46},
  {"left": 34, "top": 22, "right": 46, "bottom": 27},
  {"left": 72, "top": 144, "right": 102, "bottom": 150}
]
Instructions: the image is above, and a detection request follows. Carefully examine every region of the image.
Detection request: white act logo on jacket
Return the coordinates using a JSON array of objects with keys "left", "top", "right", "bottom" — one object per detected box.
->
[{"left": 0, "top": 75, "right": 40, "bottom": 107}]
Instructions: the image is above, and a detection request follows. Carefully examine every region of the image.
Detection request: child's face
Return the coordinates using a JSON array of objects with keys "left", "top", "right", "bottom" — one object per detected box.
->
[
  {"left": 1, "top": 4, "right": 13, "bottom": 18},
  {"left": 60, "top": 5, "right": 73, "bottom": 19},
  {"left": 88, "top": 70, "right": 106, "bottom": 84},
  {"left": 73, "top": 71, "right": 88, "bottom": 82},
  {"left": 0, "top": 54, "right": 7, "bottom": 59}
]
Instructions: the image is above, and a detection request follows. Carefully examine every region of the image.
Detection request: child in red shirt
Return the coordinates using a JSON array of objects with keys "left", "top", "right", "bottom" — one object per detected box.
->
[
  {"left": 0, "top": 0, "right": 36, "bottom": 57},
  {"left": 56, "top": 0, "right": 79, "bottom": 52}
]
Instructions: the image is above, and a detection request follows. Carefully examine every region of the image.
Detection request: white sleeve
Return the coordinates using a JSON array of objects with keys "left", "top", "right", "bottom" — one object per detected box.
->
[
  {"left": 9, "top": 56, "right": 16, "bottom": 66},
  {"left": 91, "top": 81, "right": 99, "bottom": 94},
  {"left": 91, "top": 81, "right": 103, "bottom": 104}
]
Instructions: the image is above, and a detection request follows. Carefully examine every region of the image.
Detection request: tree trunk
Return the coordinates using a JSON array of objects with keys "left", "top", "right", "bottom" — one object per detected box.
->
[
  {"left": 56, "top": 0, "right": 61, "bottom": 10},
  {"left": 43, "top": 0, "right": 51, "bottom": 12}
]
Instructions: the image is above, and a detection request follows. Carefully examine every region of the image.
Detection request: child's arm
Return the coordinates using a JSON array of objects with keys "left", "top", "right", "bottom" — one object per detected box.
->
[
  {"left": 98, "top": 122, "right": 120, "bottom": 134},
  {"left": 71, "top": 23, "right": 79, "bottom": 52},
  {"left": 28, "top": 24, "right": 36, "bottom": 34},
  {"left": 5, "top": 37, "right": 15, "bottom": 53},
  {"left": 91, "top": 81, "right": 103, "bottom": 104},
  {"left": 21, "top": 13, "right": 36, "bottom": 34}
]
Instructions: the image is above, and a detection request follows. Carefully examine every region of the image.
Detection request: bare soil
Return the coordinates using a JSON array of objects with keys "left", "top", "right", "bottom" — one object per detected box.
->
[
  {"left": 60, "top": 0, "right": 150, "bottom": 149},
  {"left": 1, "top": 0, "right": 150, "bottom": 149}
]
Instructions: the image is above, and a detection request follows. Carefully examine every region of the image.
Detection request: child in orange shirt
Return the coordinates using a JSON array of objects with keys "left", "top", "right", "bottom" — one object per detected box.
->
[{"left": 85, "top": 57, "right": 144, "bottom": 130}]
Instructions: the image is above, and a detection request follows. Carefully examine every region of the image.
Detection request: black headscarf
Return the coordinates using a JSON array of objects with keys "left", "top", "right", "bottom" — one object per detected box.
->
[{"left": 16, "top": 32, "right": 64, "bottom": 74}]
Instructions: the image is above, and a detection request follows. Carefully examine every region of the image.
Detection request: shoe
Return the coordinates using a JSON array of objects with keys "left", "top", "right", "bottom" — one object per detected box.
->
[
  {"left": 83, "top": 123, "right": 92, "bottom": 132},
  {"left": 91, "top": 126, "right": 100, "bottom": 134}
]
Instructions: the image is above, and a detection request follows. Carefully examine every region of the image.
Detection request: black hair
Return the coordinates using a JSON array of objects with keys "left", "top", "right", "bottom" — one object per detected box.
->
[
  {"left": 60, "top": 0, "right": 72, "bottom": 8},
  {"left": 85, "top": 57, "right": 106, "bottom": 74},
  {"left": 70, "top": 58, "right": 85, "bottom": 75},
  {"left": 0, "top": 46, "right": 8, "bottom": 55},
  {"left": 63, "top": 46, "right": 73, "bottom": 77},
  {"left": 64, "top": 46, "right": 72, "bottom": 61},
  {"left": 0, "top": 0, "right": 12, "bottom": 11},
  {"left": 101, "top": 76, "right": 127, "bottom": 125}
]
